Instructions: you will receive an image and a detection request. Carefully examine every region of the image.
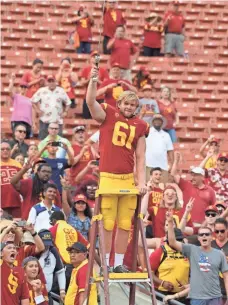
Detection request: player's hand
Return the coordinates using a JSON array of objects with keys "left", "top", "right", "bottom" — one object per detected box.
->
[
  {"left": 146, "top": 180, "right": 153, "bottom": 191},
  {"left": 137, "top": 184, "right": 147, "bottom": 196},
  {"left": 90, "top": 66, "right": 99, "bottom": 80},
  {"left": 185, "top": 197, "right": 195, "bottom": 212}
]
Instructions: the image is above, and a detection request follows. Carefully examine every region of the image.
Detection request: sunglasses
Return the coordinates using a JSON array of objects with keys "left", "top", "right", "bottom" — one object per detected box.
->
[
  {"left": 1, "top": 147, "right": 10, "bottom": 151},
  {"left": 16, "top": 129, "right": 26, "bottom": 133},
  {"left": 20, "top": 85, "right": 27, "bottom": 89},
  {"left": 198, "top": 232, "right": 211, "bottom": 237},
  {"left": 215, "top": 230, "right": 226, "bottom": 234},
  {"left": 205, "top": 212, "right": 217, "bottom": 217},
  {"left": 219, "top": 159, "right": 227, "bottom": 163}
]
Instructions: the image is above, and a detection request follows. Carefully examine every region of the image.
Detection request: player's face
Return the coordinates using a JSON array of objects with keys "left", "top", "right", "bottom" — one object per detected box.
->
[
  {"left": 1, "top": 143, "right": 11, "bottom": 160},
  {"left": 198, "top": 228, "right": 212, "bottom": 248},
  {"left": 108, "top": 0, "right": 116, "bottom": 8},
  {"left": 118, "top": 99, "right": 138, "bottom": 118},
  {"left": 173, "top": 4, "right": 179, "bottom": 13},
  {"left": 48, "top": 79, "right": 57, "bottom": 91},
  {"left": 44, "top": 187, "right": 57, "bottom": 200},
  {"left": 33, "top": 63, "right": 43, "bottom": 73},
  {"left": 38, "top": 166, "right": 52, "bottom": 182},
  {"left": 214, "top": 223, "right": 227, "bottom": 242},
  {"left": 25, "top": 261, "right": 39, "bottom": 280},
  {"left": 151, "top": 170, "right": 162, "bottom": 184},
  {"left": 1, "top": 244, "right": 17, "bottom": 264},
  {"left": 205, "top": 210, "right": 217, "bottom": 225},
  {"left": 163, "top": 189, "right": 177, "bottom": 207}
]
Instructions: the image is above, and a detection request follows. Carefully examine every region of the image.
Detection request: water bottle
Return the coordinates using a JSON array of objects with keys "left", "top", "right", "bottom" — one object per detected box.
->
[{"left": 184, "top": 50, "right": 189, "bottom": 60}]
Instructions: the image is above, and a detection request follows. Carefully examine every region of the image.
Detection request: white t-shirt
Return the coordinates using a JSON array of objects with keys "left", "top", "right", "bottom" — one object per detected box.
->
[{"left": 146, "top": 127, "right": 173, "bottom": 170}]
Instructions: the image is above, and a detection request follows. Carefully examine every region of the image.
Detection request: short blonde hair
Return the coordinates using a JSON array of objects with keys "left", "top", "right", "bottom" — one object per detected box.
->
[{"left": 116, "top": 91, "right": 139, "bottom": 106}]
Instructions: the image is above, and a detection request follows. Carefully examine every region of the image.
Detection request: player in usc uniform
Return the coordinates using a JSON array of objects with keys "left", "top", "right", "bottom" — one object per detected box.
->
[{"left": 86, "top": 65, "right": 149, "bottom": 272}]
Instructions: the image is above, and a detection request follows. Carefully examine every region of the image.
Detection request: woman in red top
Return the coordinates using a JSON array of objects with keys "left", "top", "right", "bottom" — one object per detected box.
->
[
  {"left": 22, "top": 256, "right": 48, "bottom": 305},
  {"left": 21, "top": 58, "right": 44, "bottom": 98},
  {"left": 158, "top": 86, "right": 179, "bottom": 143}
]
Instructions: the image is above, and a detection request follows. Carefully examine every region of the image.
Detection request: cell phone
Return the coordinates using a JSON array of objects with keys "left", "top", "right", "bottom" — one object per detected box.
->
[
  {"left": 17, "top": 220, "right": 27, "bottom": 227},
  {"left": 51, "top": 141, "right": 62, "bottom": 147},
  {"left": 92, "top": 160, "right": 99, "bottom": 166}
]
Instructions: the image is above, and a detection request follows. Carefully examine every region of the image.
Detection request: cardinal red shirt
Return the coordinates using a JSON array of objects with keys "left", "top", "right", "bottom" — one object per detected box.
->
[
  {"left": 103, "top": 7, "right": 126, "bottom": 38},
  {"left": 99, "top": 103, "right": 149, "bottom": 174},
  {"left": 158, "top": 101, "right": 177, "bottom": 129},
  {"left": 19, "top": 178, "right": 62, "bottom": 220},
  {"left": 1, "top": 261, "right": 29, "bottom": 305},
  {"left": 164, "top": 11, "right": 185, "bottom": 34},
  {"left": 143, "top": 24, "right": 164, "bottom": 48},
  {"left": 75, "top": 17, "right": 93, "bottom": 42},
  {"left": 27, "top": 281, "right": 48, "bottom": 305},
  {"left": 205, "top": 168, "right": 228, "bottom": 204},
  {"left": 98, "top": 78, "right": 131, "bottom": 107},
  {"left": 178, "top": 178, "right": 216, "bottom": 224},
  {"left": 14, "top": 245, "right": 37, "bottom": 267},
  {"left": 110, "top": 39, "right": 138, "bottom": 69},
  {"left": 147, "top": 187, "right": 163, "bottom": 214},
  {"left": 21, "top": 71, "right": 43, "bottom": 98}
]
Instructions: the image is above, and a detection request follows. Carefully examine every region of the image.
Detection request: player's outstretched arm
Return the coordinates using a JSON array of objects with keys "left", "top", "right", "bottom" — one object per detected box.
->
[{"left": 86, "top": 65, "right": 106, "bottom": 124}]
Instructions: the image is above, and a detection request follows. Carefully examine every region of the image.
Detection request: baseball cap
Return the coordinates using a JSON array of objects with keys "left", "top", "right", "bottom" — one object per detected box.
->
[
  {"left": 111, "top": 62, "right": 120, "bottom": 68},
  {"left": 190, "top": 167, "right": 205, "bottom": 176},
  {"left": 209, "top": 137, "right": 220, "bottom": 144},
  {"left": 0, "top": 242, "right": 7, "bottom": 251},
  {"left": 22, "top": 232, "right": 35, "bottom": 244},
  {"left": 38, "top": 230, "right": 53, "bottom": 246},
  {"left": 73, "top": 126, "right": 85, "bottom": 133},
  {"left": 19, "top": 81, "right": 28, "bottom": 88},
  {"left": 218, "top": 153, "right": 228, "bottom": 160},
  {"left": 142, "top": 84, "right": 152, "bottom": 91},
  {"left": 90, "top": 50, "right": 99, "bottom": 57},
  {"left": 47, "top": 75, "right": 55, "bottom": 81},
  {"left": 73, "top": 194, "right": 88, "bottom": 204},
  {"left": 145, "top": 13, "right": 162, "bottom": 22},
  {"left": 66, "top": 242, "right": 87, "bottom": 252},
  {"left": 205, "top": 205, "right": 218, "bottom": 214}
]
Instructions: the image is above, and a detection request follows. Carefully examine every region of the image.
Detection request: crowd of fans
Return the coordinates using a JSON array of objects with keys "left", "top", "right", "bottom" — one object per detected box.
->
[{"left": 1, "top": 1, "right": 228, "bottom": 305}]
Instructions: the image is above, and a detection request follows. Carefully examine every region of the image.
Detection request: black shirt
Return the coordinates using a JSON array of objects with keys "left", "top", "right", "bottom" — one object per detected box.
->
[{"left": 9, "top": 139, "right": 29, "bottom": 158}]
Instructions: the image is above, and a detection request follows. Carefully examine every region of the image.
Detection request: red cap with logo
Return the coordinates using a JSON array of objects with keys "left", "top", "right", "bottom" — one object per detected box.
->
[
  {"left": 217, "top": 152, "right": 228, "bottom": 160},
  {"left": 73, "top": 194, "right": 88, "bottom": 203},
  {"left": 90, "top": 50, "right": 99, "bottom": 57},
  {"left": 205, "top": 205, "right": 218, "bottom": 213}
]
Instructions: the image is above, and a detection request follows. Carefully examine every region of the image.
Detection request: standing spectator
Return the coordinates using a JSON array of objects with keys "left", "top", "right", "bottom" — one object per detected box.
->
[
  {"left": 107, "top": 25, "right": 139, "bottom": 81},
  {"left": 199, "top": 136, "right": 220, "bottom": 169},
  {"left": 21, "top": 58, "right": 45, "bottom": 98},
  {"left": 200, "top": 152, "right": 228, "bottom": 204},
  {"left": 1, "top": 141, "right": 22, "bottom": 217},
  {"left": 8, "top": 74, "right": 33, "bottom": 138},
  {"left": 171, "top": 152, "right": 216, "bottom": 225},
  {"left": 137, "top": 84, "right": 159, "bottom": 123},
  {"left": 164, "top": 1, "right": 185, "bottom": 57},
  {"left": 79, "top": 179, "right": 99, "bottom": 209},
  {"left": 158, "top": 86, "right": 179, "bottom": 143},
  {"left": 9, "top": 123, "right": 29, "bottom": 158},
  {"left": 10, "top": 162, "right": 61, "bottom": 220},
  {"left": 71, "top": 6, "right": 94, "bottom": 54},
  {"left": 132, "top": 66, "right": 154, "bottom": 91},
  {"left": 145, "top": 114, "right": 174, "bottom": 182},
  {"left": 96, "top": 63, "right": 137, "bottom": 107},
  {"left": 38, "top": 122, "right": 73, "bottom": 159},
  {"left": 56, "top": 57, "right": 78, "bottom": 109},
  {"left": 80, "top": 51, "right": 109, "bottom": 119},
  {"left": 143, "top": 13, "right": 163, "bottom": 57},
  {"left": 203, "top": 205, "right": 219, "bottom": 232},
  {"left": 103, "top": 0, "right": 126, "bottom": 54},
  {"left": 167, "top": 212, "right": 228, "bottom": 305},
  {"left": 27, "top": 183, "right": 61, "bottom": 232},
  {"left": 32, "top": 75, "right": 71, "bottom": 140}
]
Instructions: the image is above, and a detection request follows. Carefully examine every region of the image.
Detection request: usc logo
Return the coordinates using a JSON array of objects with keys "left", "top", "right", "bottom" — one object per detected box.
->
[
  {"left": 80, "top": 19, "right": 88, "bottom": 28},
  {"left": 8, "top": 271, "right": 18, "bottom": 294}
]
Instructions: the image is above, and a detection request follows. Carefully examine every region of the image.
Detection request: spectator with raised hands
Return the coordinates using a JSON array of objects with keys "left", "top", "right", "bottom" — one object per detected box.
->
[
  {"left": 199, "top": 136, "right": 220, "bottom": 169},
  {"left": 74, "top": 160, "right": 99, "bottom": 184},
  {"left": 132, "top": 66, "right": 154, "bottom": 92}
]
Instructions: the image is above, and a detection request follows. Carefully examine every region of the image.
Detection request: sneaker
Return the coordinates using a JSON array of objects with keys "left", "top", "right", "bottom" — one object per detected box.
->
[
  {"left": 100, "top": 266, "right": 112, "bottom": 276},
  {"left": 113, "top": 265, "right": 130, "bottom": 273}
]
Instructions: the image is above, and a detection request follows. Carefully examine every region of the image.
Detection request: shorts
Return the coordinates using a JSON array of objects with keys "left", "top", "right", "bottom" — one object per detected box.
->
[
  {"left": 164, "top": 33, "right": 184, "bottom": 56},
  {"left": 99, "top": 172, "right": 137, "bottom": 231}
]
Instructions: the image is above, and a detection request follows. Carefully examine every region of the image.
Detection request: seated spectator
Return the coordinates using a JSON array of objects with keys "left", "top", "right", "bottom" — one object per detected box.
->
[
  {"left": 164, "top": 1, "right": 185, "bottom": 57},
  {"left": 8, "top": 74, "right": 33, "bottom": 138},
  {"left": 32, "top": 76, "right": 71, "bottom": 140},
  {"left": 132, "top": 66, "right": 154, "bottom": 92},
  {"left": 80, "top": 50, "right": 109, "bottom": 119},
  {"left": 71, "top": 6, "right": 94, "bottom": 54},
  {"left": 10, "top": 162, "right": 61, "bottom": 220},
  {"left": 13, "top": 153, "right": 25, "bottom": 167},
  {"left": 9, "top": 123, "right": 29, "bottom": 158},
  {"left": 1, "top": 141, "right": 22, "bottom": 217},
  {"left": 96, "top": 63, "right": 137, "bottom": 107},
  {"left": 145, "top": 114, "right": 174, "bottom": 183},
  {"left": 1, "top": 242, "right": 30, "bottom": 305},
  {"left": 158, "top": 86, "right": 179, "bottom": 143},
  {"left": 27, "top": 183, "right": 61, "bottom": 232},
  {"left": 21, "top": 58, "right": 44, "bottom": 98},
  {"left": 199, "top": 136, "right": 220, "bottom": 169},
  {"left": 22, "top": 256, "right": 48, "bottom": 305},
  {"left": 137, "top": 84, "right": 159, "bottom": 123},
  {"left": 107, "top": 25, "right": 139, "bottom": 81},
  {"left": 143, "top": 13, "right": 163, "bottom": 57},
  {"left": 200, "top": 152, "right": 228, "bottom": 204},
  {"left": 38, "top": 122, "right": 73, "bottom": 159},
  {"left": 56, "top": 57, "right": 78, "bottom": 109},
  {"left": 65, "top": 242, "right": 97, "bottom": 305},
  {"left": 103, "top": 0, "right": 126, "bottom": 54}
]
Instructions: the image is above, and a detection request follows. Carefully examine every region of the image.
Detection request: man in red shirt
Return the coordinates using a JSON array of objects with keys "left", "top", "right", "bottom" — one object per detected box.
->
[
  {"left": 164, "top": 1, "right": 185, "bottom": 57},
  {"left": 107, "top": 25, "right": 139, "bottom": 82},
  {"left": 86, "top": 65, "right": 149, "bottom": 273},
  {"left": 103, "top": 0, "right": 126, "bottom": 54},
  {"left": 1, "top": 242, "right": 30, "bottom": 305},
  {"left": 1, "top": 141, "right": 22, "bottom": 217},
  {"left": 96, "top": 62, "right": 137, "bottom": 107}
]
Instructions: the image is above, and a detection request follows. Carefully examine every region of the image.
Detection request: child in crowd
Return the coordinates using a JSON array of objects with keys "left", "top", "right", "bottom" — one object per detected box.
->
[{"left": 138, "top": 84, "right": 159, "bottom": 123}]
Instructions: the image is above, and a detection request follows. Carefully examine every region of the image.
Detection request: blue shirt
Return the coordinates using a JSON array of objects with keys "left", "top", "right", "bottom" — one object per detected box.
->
[{"left": 67, "top": 211, "right": 91, "bottom": 240}]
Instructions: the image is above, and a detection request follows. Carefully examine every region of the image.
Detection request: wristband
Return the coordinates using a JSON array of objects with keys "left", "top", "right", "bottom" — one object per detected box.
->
[
  {"left": 34, "top": 295, "right": 45, "bottom": 304},
  {"left": 32, "top": 232, "right": 37, "bottom": 237}
]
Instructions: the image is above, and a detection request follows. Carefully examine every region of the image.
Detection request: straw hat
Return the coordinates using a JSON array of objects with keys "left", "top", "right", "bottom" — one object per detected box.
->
[{"left": 145, "top": 13, "right": 162, "bottom": 22}]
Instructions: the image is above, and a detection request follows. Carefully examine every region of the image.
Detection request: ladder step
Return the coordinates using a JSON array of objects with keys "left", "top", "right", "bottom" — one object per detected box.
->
[{"left": 94, "top": 272, "right": 150, "bottom": 283}]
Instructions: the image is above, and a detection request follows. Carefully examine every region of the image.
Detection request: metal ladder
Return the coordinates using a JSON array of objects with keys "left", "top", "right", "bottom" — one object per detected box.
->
[{"left": 84, "top": 189, "right": 157, "bottom": 305}]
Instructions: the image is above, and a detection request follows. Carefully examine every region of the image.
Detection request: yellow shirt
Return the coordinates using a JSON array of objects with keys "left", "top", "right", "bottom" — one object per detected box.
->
[{"left": 205, "top": 156, "right": 217, "bottom": 169}]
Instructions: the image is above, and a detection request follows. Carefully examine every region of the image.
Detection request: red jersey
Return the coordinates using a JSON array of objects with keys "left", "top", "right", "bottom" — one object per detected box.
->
[
  {"left": 164, "top": 11, "right": 185, "bottom": 34},
  {"left": 1, "top": 159, "right": 22, "bottom": 210},
  {"left": 158, "top": 101, "right": 177, "bottom": 129},
  {"left": 147, "top": 187, "right": 163, "bottom": 214},
  {"left": 76, "top": 17, "right": 93, "bottom": 42},
  {"left": 150, "top": 207, "right": 193, "bottom": 238},
  {"left": 59, "top": 76, "right": 75, "bottom": 99},
  {"left": 99, "top": 104, "right": 149, "bottom": 174},
  {"left": 70, "top": 144, "right": 94, "bottom": 185},
  {"left": 98, "top": 78, "right": 131, "bottom": 107},
  {"left": 21, "top": 71, "right": 43, "bottom": 98},
  {"left": 103, "top": 7, "right": 126, "bottom": 38},
  {"left": 19, "top": 178, "right": 62, "bottom": 220},
  {"left": 205, "top": 168, "right": 228, "bottom": 204},
  {"left": 143, "top": 24, "right": 163, "bottom": 48},
  {"left": 179, "top": 178, "right": 216, "bottom": 223},
  {"left": 27, "top": 281, "right": 48, "bottom": 305},
  {"left": 1, "top": 261, "right": 29, "bottom": 305},
  {"left": 110, "top": 39, "right": 138, "bottom": 69}
]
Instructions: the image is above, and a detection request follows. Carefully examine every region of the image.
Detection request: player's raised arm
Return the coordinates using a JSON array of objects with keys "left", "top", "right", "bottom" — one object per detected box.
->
[{"left": 86, "top": 65, "right": 106, "bottom": 123}]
